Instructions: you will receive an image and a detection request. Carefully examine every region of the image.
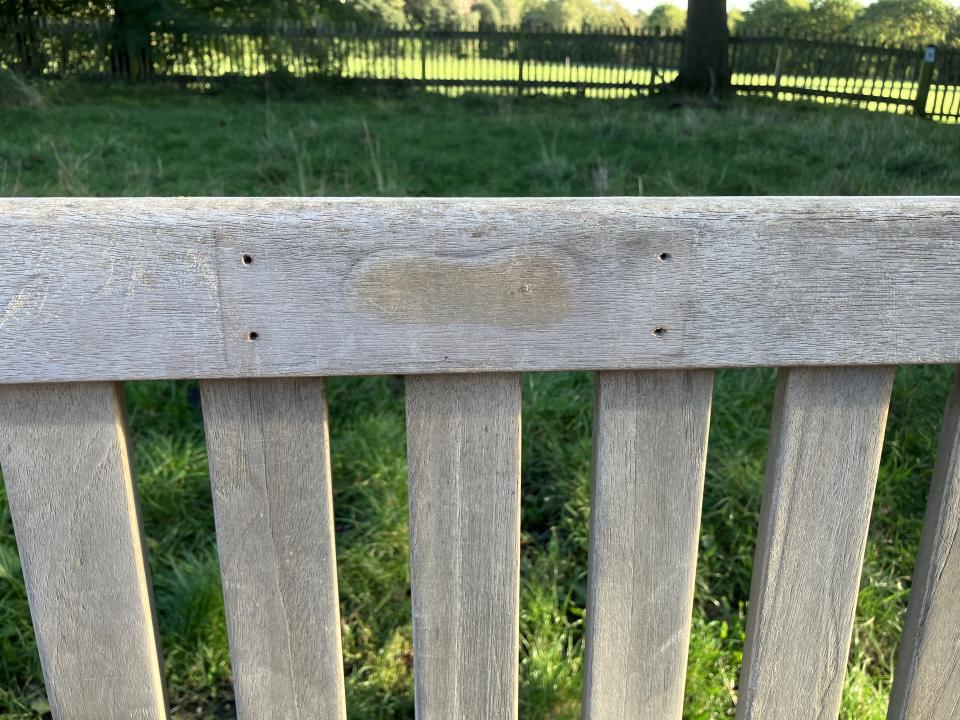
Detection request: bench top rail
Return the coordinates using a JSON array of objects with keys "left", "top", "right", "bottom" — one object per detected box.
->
[{"left": 2, "top": 196, "right": 959, "bottom": 384}]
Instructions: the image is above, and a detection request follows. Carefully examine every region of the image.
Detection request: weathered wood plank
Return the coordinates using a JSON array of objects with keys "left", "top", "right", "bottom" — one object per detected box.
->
[
  {"left": 0, "top": 382, "right": 168, "bottom": 718},
  {"left": 199, "top": 378, "right": 346, "bottom": 720},
  {"left": 405, "top": 373, "right": 521, "bottom": 720},
  {"left": 888, "top": 368, "right": 960, "bottom": 720},
  {"left": 2, "top": 197, "right": 960, "bottom": 382},
  {"left": 582, "top": 370, "right": 713, "bottom": 720},
  {"left": 736, "top": 366, "right": 895, "bottom": 720}
]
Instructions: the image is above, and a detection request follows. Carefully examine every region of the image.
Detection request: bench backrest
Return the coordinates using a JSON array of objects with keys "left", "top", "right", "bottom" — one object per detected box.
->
[{"left": 1, "top": 196, "right": 958, "bottom": 719}]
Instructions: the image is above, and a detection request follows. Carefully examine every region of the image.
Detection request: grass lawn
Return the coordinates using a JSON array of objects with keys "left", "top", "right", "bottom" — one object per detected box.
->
[{"left": 1, "top": 81, "right": 960, "bottom": 718}]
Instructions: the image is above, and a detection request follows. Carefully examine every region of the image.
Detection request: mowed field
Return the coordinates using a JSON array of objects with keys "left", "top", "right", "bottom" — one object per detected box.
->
[{"left": 1, "top": 82, "right": 960, "bottom": 718}]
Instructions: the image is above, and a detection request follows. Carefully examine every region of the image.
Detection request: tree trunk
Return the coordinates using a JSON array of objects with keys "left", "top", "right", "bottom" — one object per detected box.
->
[
  {"left": 110, "top": 3, "right": 153, "bottom": 81},
  {"left": 674, "top": 0, "right": 729, "bottom": 94},
  {"left": 9, "top": 0, "right": 37, "bottom": 73}
]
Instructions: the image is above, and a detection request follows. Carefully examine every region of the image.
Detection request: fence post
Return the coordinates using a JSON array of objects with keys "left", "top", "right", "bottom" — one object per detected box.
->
[
  {"left": 420, "top": 26, "right": 427, "bottom": 92},
  {"left": 914, "top": 45, "right": 936, "bottom": 118},
  {"left": 648, "top": 26, "right": 660, "bottom": 95},
  {"left": 517, "top": 27, "right": 525, "bottom": 97},
  {"left": 773, "top": 44, "right": 784, "bottom": 100}
]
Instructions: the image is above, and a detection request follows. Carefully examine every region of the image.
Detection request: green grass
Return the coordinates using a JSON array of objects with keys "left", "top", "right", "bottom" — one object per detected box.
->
[{"left": 1, "top": 81, "right": 959, "bottom": 718}]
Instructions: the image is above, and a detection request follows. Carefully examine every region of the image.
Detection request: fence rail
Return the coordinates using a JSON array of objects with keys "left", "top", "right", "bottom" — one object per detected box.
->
[{"left": 2, "top": 19, "right": 958, "bottom": 122}]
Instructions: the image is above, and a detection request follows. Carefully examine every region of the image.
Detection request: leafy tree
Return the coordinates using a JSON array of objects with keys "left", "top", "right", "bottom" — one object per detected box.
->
[
  {"left": 807, "top": 0, "right": 862, "bottom": 35},
  {"left": 852, "top": 0, "right": 956, "bottom": 45},
  {"left": 587, "top": 0, "right": 638, "bottom": 29},
  {"left": 738, "top": 0, "right": 809, "bottom": 34},
  {"left": 3, "top": 0, "right": 106, "bottom": 72},
  {"left": 3, "top": 0, "right": 406, "bottom": 25},
  {"left": 646, "top": 2, "right": 685, "bottom": 30},
  {"left": 405, "top": 0, "right": 462, "bottom": 25},
  {"left": 727, "top": 7, "right": 744, "bottom": 31},
  {"left": 522, "top": 0, "right": 576, "bottom": 28},
  {"left": 470, "top": 0, "right": 501, "bottom": 24},
  {"left": 490, "top": 0, "right": 526, "bottom": 25},
  {"left": 336, "top": 0, "right": 407, "bottom": 24},
  {"left": 2, "top": 0, "right": 106, "bottom": 20},
  {"left": 522, "top": 0, "right": 635, "bottom": 29},
  {"left": 950, "top": 9, "right": 960, "bottom": 46}
]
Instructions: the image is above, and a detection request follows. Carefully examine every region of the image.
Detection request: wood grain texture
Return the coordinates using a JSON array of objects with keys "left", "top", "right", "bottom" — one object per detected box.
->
[
  {"left": 0, "top": 382, "right": 168, "bottom": 719},
  {"left": 582, "top": 370, "right": 713, "bottom": 720},
  {"left": 405, "top": 373, "right": 521, "bottom": 720},
  {"left": 2, "top": 197, "right": 960, "bottom": 382},
  {"left": 736, "top": 366, "right": 895, "bottom": 720},
  {"left": 199, "top": 378, "right": 346, "bottom": 720},
  {"left": 888, "top": 368, "right": 960, "bottom": 720}
]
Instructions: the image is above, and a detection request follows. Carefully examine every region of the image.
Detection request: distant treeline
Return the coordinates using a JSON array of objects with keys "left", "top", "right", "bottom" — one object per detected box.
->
[
  {"left": 4, "top": 0, "right": 960, "bottom": 47},
  {"left": 734, "top": 0, "right": 960, "bottom": 47}
]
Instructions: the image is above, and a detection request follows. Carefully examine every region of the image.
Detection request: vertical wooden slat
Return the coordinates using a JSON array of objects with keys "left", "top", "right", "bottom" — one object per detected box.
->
[
  {"left": 582, "top": 370, "right": 713, "bottom": 720},
  {"left": 888, "top": 368, "right": 960, "bottom": 719},
  {"left": 736, "top": 366, "right": 895, "bottom": 720},
  {"left": 200, "top": 378, "right": 346, "bottom": 720},
  {"left": 0, "top": 382, "right": 168, "bottom": 718},
  {"left": 405, "top": 373, "right": 521, "bottom": 720}
]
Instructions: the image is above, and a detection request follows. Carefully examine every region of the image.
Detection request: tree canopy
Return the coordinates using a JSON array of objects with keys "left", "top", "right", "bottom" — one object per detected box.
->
[
  {"left": 647, "top": 3, "right": 686, "bottom": 30},
  {"left": 852, "top": 0, "right": 957, "bottom": 45},
  {"left": 0, "top": 0, "right": 682, "bottom": 33},
  {"left": 735, "top": 0, "right": 960, "bottom": 44},
  {"left": 5, "top": 0, "right": 960, "bottom": 46}
]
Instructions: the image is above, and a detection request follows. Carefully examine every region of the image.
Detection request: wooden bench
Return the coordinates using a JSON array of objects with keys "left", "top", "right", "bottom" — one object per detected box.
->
[{"left": 1, "top": 196, "right": 958, "bottom": 719}]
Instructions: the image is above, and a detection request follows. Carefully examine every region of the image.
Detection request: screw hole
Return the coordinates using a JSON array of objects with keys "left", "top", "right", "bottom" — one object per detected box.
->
[
  {"left": 247, "top": 331, "right": 259, "bottom": 341},
  {"left": 241, "top": 254, "right": 253, "bottom": 265},
  {"left": 652, "top": 327, "right": 667, "bottom": 338},
  {"left": 658, "top": 252, "right": 672, "bottom": 261}
]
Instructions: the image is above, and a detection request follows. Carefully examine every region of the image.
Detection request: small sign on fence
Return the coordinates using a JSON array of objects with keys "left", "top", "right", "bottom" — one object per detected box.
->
[{"left": 915, "top": 46, "right": 937, "bottom": 118}]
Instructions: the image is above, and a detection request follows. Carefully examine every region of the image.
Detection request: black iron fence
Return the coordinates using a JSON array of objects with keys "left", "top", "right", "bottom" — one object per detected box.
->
[{"left": 2, "top": 19, "right": 957, "bottom": 122}]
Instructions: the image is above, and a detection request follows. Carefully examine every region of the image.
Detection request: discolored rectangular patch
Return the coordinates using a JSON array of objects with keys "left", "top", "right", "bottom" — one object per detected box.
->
[{"left": 351, "top": 253, "right": 573, "bottom": 327}]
